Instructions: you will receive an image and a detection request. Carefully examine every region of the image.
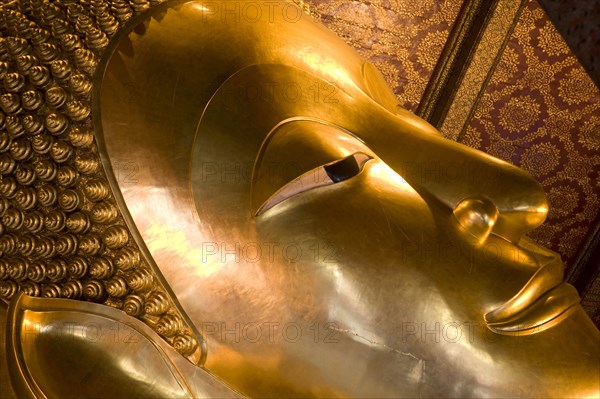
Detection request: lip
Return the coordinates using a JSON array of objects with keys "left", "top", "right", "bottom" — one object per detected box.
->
[{"left": 484, "top": 245, "right": 580, "bottom": 335}]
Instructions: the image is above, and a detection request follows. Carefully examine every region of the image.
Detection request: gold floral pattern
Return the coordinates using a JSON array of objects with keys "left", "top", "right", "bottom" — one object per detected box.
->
[
  {"left": 546, "top": 185, "right": 585, "bottom": 221},
  {"left": 417, "top": 30, "right": 449, "bottom": 71},
  {"left": 558, "top": 68, "right": 599, "bottom": 106},
  {"left": 537, "top": 24, "right": 569, "bottom": 58},
  {"left": 520, "top": 141, "right": 562, "bottom": 176},
  {"left": 558, "top": 226, "right": 589, "bottom": 260},
  {"left": 498, "top": 94, "right": 543, "bottom": 133},
  {"left": 580, "top": 115, "right": 600, "bottom": 153}
]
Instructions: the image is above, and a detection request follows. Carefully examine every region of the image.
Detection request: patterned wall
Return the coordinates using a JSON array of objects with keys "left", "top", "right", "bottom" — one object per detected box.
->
[
  {"left": 461, "top": 0, "right": 600, "bottom": 275},
  {"left": 306, "top": 0, "right": 461, "bottom": 111}
]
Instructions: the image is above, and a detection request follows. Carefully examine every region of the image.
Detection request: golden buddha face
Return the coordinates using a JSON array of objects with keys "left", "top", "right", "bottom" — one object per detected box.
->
[
  {"left": 95, "top": 1, "right": 599, "bottom": 397},
  {"left": 184, "top": 66, "right": 591, "bottom": 397}
]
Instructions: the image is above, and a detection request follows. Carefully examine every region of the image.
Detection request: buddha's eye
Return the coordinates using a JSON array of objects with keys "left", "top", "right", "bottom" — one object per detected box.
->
[
  {"left": 256, "top": 152, "right": 371, "bottom": 216},
  {"left": 325, "top": 153, "right": 364, "bottom": 182}
]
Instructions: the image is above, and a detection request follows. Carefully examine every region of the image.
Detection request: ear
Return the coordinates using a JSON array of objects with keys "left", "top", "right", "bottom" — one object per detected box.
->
[{"left": 4, "top": 293, "right": 239, "bottom": 399}]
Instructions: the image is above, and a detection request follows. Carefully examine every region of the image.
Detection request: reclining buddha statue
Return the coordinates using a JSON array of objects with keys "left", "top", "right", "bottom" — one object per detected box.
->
[{"left": 0, "top": 1, "right": 598, "bottom": 398}]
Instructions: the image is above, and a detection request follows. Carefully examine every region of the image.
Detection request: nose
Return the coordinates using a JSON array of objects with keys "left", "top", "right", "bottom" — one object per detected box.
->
[
  {"left": 453, "top": 196, "right": 499, "bottom": 242},
  {"left": 347, "top": 101, "right": 548, "bottom": 244}
]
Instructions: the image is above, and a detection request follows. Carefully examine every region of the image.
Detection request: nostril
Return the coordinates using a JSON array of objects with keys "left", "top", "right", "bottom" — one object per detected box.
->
[{"left": 453, "top": 197, "right": 499, "bottom": 242}]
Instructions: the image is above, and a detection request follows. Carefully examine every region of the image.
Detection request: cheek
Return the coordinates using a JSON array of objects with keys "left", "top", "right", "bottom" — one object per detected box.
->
[{"left": 253, "top": 188, "right": 397, "bottom": 273}]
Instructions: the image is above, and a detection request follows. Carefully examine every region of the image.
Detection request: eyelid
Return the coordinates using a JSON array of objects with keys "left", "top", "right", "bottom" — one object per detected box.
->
[{"left": 255, "top": 152, "right": 372, "bottom": 216}]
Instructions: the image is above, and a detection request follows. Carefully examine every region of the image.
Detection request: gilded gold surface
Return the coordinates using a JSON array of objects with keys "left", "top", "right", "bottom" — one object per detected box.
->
[
  {"left": 96, "top": 1, "right": 596, "bottom": 397},
  {"left": 3, "top": 293, "right": 240, "bottom": 398},
  {"left": 0, "top": 0, "right": 598, "bottom": 398}
]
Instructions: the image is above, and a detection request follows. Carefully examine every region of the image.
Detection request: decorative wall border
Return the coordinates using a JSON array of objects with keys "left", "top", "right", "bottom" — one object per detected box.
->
[
  {"left": 416, "top": 0, "right": 499, "bottom": 128},
  {"left": 438, "top": 0, "right": 526, "bottom": 141}
]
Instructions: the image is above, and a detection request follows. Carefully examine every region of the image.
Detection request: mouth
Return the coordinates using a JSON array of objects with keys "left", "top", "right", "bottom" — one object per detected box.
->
[{"left": 484, "top": 242, "right": 580, "bottom": 335}]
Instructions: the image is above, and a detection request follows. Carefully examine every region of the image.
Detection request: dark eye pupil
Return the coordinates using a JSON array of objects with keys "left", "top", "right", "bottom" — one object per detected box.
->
[{"left": 325, "top": 155, "right": 360, "bottom": 183}]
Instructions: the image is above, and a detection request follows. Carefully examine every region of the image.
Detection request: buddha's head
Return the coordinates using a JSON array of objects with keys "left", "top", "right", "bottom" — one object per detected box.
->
[{"left": 92, "top": 1, "right": 598, "bottom": 397}]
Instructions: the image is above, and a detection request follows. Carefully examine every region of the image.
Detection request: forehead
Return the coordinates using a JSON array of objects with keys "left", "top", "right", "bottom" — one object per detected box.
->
[
  {"left": 96, "top": 0, "right": 403, "bottom": 250},
  {"left": 94, "top": 0, "right": 397, "bottom": 330}
]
